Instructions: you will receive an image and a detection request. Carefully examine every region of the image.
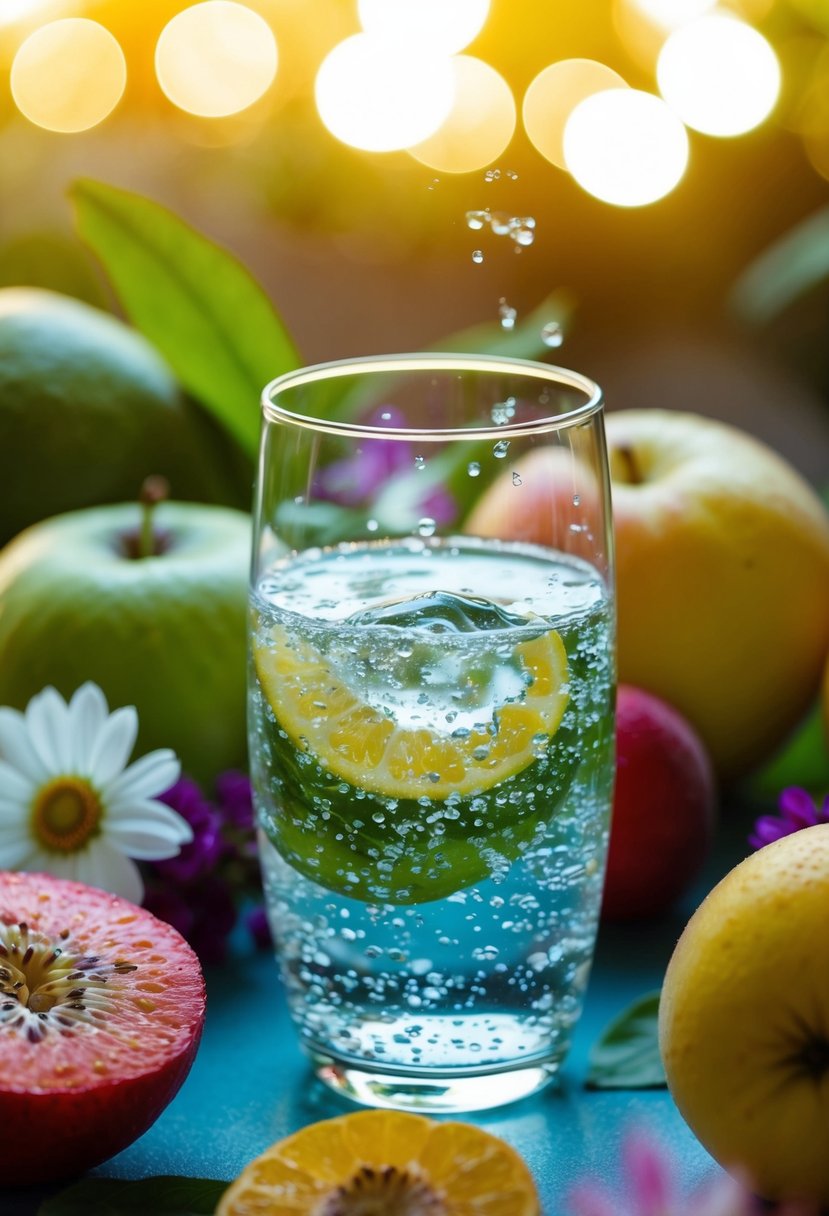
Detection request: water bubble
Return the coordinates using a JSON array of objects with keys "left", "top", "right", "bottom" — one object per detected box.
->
[
  {"left": 414, "top": 455, "right": 425, "bottom": 470},
  {"left": 506, "top": 168, "right": 519, "bottom": 180},
  {"left": 490, "top": 210, "right": 512, "bottom": 235},
  {"left": 572, "top": 493, "right": 581, "bottom": 506},
  {"left": 380, "top": 410, "right": 392, "bottom": 420},
  {"left": 366, "top": 518, "right": 379, "bottom": 532},
  {"left": 467, "top": 461, "right": 481, "bottom": 477},
  {"left": 465, "top": 209, "right": 489, "bottom": 230},
  {"left": 511, "top": 223, "right": 536, "bottom": 247},
  {"left": 485, "top": 168, "right": 502, "bottom": 182},
  {"left": 498, "top": 298, "right": 517, "bottom": 331},
  {"left": 491, "top": 396, "right": 516, "bottom": 425},
  {"left": 472, "top": 249, "right": 484, "bottom": 264},
  {"left": 541, "top": 320, "right": 564, "bottom": 348},
  {"left": 493, "top": 439, "right": 510, "bottom": 459},
  {"left": 417, "top": 517, "right": 437, "bottom": 537},
  {"left": 512, "top": 471, "right": 523, "bottom": 486}
]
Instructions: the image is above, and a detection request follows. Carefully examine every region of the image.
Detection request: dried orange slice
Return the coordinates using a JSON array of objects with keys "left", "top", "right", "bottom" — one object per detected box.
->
[
  {"left": 254, "top": 624, "right": 569, "bottom": 801},
  {"left": 217, "top": 1109, "right": 540, "bottom": 1216}
]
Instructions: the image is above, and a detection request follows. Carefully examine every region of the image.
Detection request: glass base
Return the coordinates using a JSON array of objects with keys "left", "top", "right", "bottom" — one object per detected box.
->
[{"left": 311, "top": 1052, "right": 560, "bottom": 1113}]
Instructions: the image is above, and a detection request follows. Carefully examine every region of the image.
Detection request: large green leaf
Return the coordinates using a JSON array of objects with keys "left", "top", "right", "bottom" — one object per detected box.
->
[
  {"left": 586, "top": 990, "right": 666, "bottom": 1090},
  {"left": 38, "top": 1175, "right": 227, "bottom": 1216},
  {"left": 729, "top": 206, "right": 829, "bottom": 327},
  {"left": 71, "top": 179, "right": 300, "bottom": 456}
]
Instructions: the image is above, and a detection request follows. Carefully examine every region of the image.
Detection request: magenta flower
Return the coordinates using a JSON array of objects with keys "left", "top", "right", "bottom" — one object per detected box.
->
[
  {"left": 567, "top": 1132, "right": 820, "bottom": 1216},
  {"left": 315, "top": 406, "right": 456, "bottom": 525},
  {"left": 749, "top": 787, "right": 829, "bottom": 852},
  {"left": 141, "top": 771, "right": 270, "bottom": 964}
]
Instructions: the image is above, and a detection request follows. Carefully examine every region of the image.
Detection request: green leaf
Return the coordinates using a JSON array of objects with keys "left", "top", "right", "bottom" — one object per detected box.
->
[
  {"left": 38, "top": 1175, "right": 228, "bottom": 1216},
  {"left": 71, "top": 178, "right": 300, "bottom": 456},
  {"left": 729, "top": 206, "right": 829, "bottom": 327},
  {"left": 586, "top": 990, "right": 667, "bottom": 1090}
]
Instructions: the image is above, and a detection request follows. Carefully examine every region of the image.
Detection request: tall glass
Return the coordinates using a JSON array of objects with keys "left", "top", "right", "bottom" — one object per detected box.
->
[{"left": 249, "top": 354, "right": 615, "bottom": 1112}]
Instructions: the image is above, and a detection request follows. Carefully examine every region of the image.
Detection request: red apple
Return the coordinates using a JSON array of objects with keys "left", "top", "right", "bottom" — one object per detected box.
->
[{"left": 602, "top": 685, "right": 716, "bottom": 921}]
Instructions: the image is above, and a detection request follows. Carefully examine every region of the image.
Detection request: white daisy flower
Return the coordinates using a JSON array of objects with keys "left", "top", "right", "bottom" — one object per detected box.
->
[{"left": 0, "top": 682, "right": 192, "bottom": 905}]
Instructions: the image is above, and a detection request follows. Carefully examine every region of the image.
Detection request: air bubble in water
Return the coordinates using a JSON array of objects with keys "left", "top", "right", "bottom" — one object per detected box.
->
[
  {"left": 414, "top": 455, "right": 425, "bottom": 470},
  {"left": 472, "top": 249, "right": 484, "bottom": 264},
  {"left": 573, "top": 493, "right": 581, "bottom": 506},
  {"left": 493, "top": 440, "right": 510, "bottom": 459},
  {"left": 511, "top": 221, "right": 536, "bottom": 247},
  {"left": 490, "top": 211, "right": 512, "bottom": 235},
  {"left": 467, "top": 461, "right": 481, "bottom": 477},
  {"left": 465, "top": 209, "right": 489, "bottom": 230},
  {"left": 498, "top": 298, "right": 517, "bottom": 331},
  {"left": 366, "top": 518, "right": 379, "bottom": 532},
  {"left": 541, "top": 321, "right": 564, "bottom": 348},
  {"left": 512, "top": 471, "right": 523, "bottom": 486},
  {"left": 417, "top": 517, "right": 437, "bottom": 537}
]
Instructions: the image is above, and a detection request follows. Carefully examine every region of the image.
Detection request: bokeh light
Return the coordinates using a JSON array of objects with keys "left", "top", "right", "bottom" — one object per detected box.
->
[
  {"left": 629, "top": 0, "right": 716, "bottom": 30},
  {"left": 563, "top": 88, "right": 689, "bottom": 207},
  {"left": 523, "top": 59, "right": 629, "bottom": 171},
  {"left": 315, "top": 33, "right": 455, "bottom": 153},
  {"left": 10, "top": 18, "right": 126, "bottom": 133},
  {"left": 155, "top": 1, "right": 278, "bottom": 119},
  {"left": 357, "top": 0, "right": 490, "bottom": 55},
  {"left": 409, "top": 56, "right": 515, "bottom": 174},
  {"left": 657, "top": 14, "right": 780, "bottom": 136}
]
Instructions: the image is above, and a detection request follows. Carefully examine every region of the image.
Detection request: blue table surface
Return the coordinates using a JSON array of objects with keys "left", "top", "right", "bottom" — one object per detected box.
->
[{"left": 7, "top": 808, "right": 758, "bottom": 1215}]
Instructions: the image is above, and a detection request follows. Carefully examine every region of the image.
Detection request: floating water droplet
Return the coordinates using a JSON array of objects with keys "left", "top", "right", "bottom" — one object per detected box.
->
[
  {"left": 485, "top": 168, "right": 502, "bottom": 182},
  {"left": 493, "top": 440, "right": 510, "bottom": 459},
  {"left": 465, "top": 209, "right": 489, "bottom": 230},
  {"left": 498, "top": 298, "right": 517, "bottom": 331},
  {"left": 491, "top": 395, "right": 516, "bottom": 425},
  {"left": 506, "top": 169, "right": 519, "bottom": 180},
  {"left": 472, "top": 249, "right": 484, "bottom": 264},
  {"left": 417, "top": 517, "right": 437, "bottom": 537},
  {"left": 490, "top": 210, "right": 512, "bottom": 235},
  {"left": 512, "top": 471, "right": 523, "bottom": 486},
  {"left": 467, "top": 461, "right": 481, "bottom": 477},
  {"left": 572, "top": 493, "right": 581, "bottom": 506},
  {"left": 366, "top": 518, "right": 379, "bottom": 532},
  {"left": 511, "top": 224, "right": 536, "bottom": 247},
  {"left": 541, "top": 320, "right": 564, "bottom": 348},
  {"left": 414, "top": 455, "right": 425, "bottom": 470}
]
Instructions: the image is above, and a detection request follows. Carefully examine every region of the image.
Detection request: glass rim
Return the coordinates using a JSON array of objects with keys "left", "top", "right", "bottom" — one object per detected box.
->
[{"left": 261, "top": 352, "right": 604, "bottom": 441}]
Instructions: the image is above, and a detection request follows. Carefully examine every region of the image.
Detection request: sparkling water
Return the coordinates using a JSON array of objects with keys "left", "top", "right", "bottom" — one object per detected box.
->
[{"left": 249, "top": 537, "right": 614, "bottom": 1108}]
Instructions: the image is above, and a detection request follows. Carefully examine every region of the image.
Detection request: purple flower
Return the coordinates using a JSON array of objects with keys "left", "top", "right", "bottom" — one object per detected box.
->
[
  {"left": 314, "top": 406, "right": 457, "bottom": 525},
  {"left": 246, "top": 904, "right": 273, "bottom": 951},
  {"left": 567, "top": 1132, "right": 783, "bottom": 1216},
  {"left": 154, "top": 777, "right": 224, "bottom": 883},
  {"left": 215, "top": 769, "right": 255, "bottom": 831},
  {"left": 749, "top": 787, "right": 829, "bottom": 852}
]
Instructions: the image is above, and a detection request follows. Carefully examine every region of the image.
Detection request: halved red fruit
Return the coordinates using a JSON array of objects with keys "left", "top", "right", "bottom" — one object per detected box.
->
[{"left": 0, "top": 871, "right": 206, "bottom": 1183}]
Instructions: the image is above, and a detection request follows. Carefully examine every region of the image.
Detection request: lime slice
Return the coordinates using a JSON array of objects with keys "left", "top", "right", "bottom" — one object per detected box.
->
[{"left": 255, "top": 625, "right": 570, "bottom": 801}]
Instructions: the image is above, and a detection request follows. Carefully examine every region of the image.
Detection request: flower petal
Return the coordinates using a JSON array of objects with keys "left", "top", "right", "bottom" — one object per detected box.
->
[
  {"left": 67, "top": 683, "right": 110, "bottom": 773},
  {"left": 105, "top": 813, "right": 193, "bottom": 860},
  {"left": 80, "top": 839, "right": 144, "bottom": 903},
  {"left": 778, "top": 786, "right": 819, "bottom": 829},
  {"left": 108, "top": 798, "right": 194, "bottom": 844},
  {"left": 0, "top": 759, "right": 36, "bottom": 803},
  {"left": 87, "top": 706, "right": 138, "bottom": 785},
  {"left": 104, "top": 750, "right": 181, "bottom": 808},
  {"left": 0, "top": 837, "right": 40, "bottom": 869},
  {"left": 25, "top": 686, "right": 73, "bottom": 773},
  {"left": 0, "top": 708, "right": 49, "bottom": 785},
  {"left": 24, "top": 849, "right": 79, "bottom": 883}
]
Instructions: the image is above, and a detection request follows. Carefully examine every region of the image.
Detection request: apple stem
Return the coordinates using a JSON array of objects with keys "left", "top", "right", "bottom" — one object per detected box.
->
[
  {"left": 138, "top": 476, "right": 170, "bottom": 559},
  {"left": 614, "top": 444, "right": 643, "bottom": 486}
]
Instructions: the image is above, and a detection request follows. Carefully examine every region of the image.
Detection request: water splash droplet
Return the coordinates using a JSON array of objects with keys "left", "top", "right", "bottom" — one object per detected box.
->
[
  {"left": 490, "top": 210, "right": 512, "bottom": 236},
  {"left": 491, "top": 396, "right": 516, "bottom": 425},
  {"left": 493, "top": 440, "right": 510, "bottom": 459},
  {"left": 417, "top": 517, "right": 437, "bottom": 537},
  {"left": 484, "top": 168, "right": 502, "bottom": 182},
  {"left": 366, "top": 518, "right": 379, "bottom": 532},
  {"left": 512, "top": 471, "right": 523, "bottom": 486},
  {"left": 467, "top": 461, "right": 481, "bottom": 477},
  {"left": 414, "top": 455, "right": 425, "bottom": 470},
  {"left": 465, "top": 209, "right": 489, "bottom": 231},
  {"left": 498, "top": 298, "right": 517, "bottom": 331},
  {"left": 472, "top": 249, "right": 484, "bottom": 264},
  {"left": 541, "top": 321, "right": 564, "bottom": 348},
  {"left": 572, "top": 493, "right": 581, "bottom": 507},
  {"left": 506, "top": 169, "right": 519, "bottom": 180},
  {"left": 510, "top": 222, "right": 536, "bottom": 247}
]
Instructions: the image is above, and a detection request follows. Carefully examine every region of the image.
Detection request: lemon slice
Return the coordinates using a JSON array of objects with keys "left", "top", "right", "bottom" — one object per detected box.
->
[{"left": 254, "top": 624, "right": 569, "bottom": 800}]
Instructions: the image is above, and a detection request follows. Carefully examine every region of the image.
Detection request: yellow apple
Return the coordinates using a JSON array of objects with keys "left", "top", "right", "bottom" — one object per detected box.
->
[
  {"left": 607, "top": 410, "right": 829, "bottom": 778},
  {"left": 659, "top": 825, "right": 829, "bottom": 1205}
]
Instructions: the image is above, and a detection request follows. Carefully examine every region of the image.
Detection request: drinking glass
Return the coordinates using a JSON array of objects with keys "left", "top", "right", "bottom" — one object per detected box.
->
[{"left": 249, "top": 354, "right": 615, "bottom": 1113}]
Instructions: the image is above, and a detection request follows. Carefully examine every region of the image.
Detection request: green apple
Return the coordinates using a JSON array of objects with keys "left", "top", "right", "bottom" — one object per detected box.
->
[
  {"left": 0, "top": 288, "right": 252, "bottom": 544},
  {"left": 0, "top": 501, "right": 251, "bottom": 786}
]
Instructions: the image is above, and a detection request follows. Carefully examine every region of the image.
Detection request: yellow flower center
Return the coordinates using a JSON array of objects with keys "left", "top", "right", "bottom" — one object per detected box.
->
[{"left": 31, "top": 777, "right": 102, "bottom": 853}]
